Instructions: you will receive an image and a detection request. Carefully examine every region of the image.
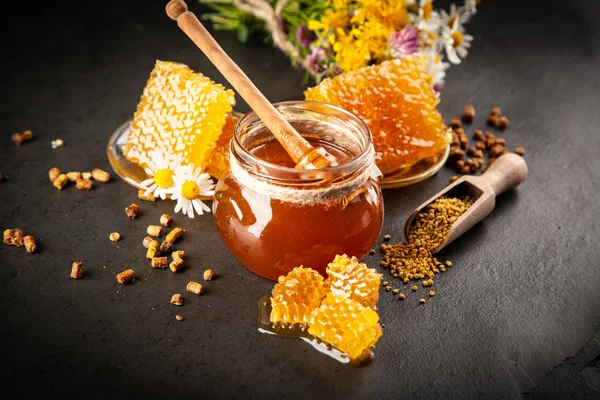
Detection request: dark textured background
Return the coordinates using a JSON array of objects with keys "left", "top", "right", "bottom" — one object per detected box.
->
[{"left": 1, "top": 0, "right": 599, "bottom": 399}]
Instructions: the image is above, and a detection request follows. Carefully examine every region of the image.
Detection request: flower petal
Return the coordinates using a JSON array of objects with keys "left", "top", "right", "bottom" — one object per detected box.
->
[
  {"left": 140, "top": 178, "right": 154, "bottom": 187},
  {"left": 174, "top": 200, "right": 183, "bottom": 214},
  {"left": 185, "top": 201, "right": 195, "bottom": 218}
]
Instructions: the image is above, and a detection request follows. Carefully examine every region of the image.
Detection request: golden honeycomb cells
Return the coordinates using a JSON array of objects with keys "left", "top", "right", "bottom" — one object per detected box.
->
[
  {"left": 308, "top": 293, "right": 382, "bottom": 361},
  {"left": 270, "top": 267, "right": 326, "bottom": 325},
  {"left": 203, "top": 114, "right": 238, "bottom": 180},
  {"left": 325, "top": 254, "right": 382, "bottom": 309},
  {"left": 304, "top": 55, "right": 451, "bottom": 175},
  {"left": 125, "top": 60, "right": 235, "bottom": 175}
]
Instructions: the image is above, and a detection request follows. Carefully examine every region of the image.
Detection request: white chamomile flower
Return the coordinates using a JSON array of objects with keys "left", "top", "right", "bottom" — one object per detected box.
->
[
  {"left": 415, "top": 0, "right": 442, "bottom": 32},
  {"left": 423, "top": 50, "right": 450, "bottom": 91},
  {"left": 140, "top": 150, "right": 183, "bottom": 200},
  {"left": 458, "top": 0, "right": 478, "bottom": 22},
  {"left": 419, "top": 27, "right": 442, "bottom": 51},
  {"left": 441, "top": 18, "right": 473, "bottom": 64},
  {"left": 171, "top": 164, "right": 215, "bottom": 219},
  {"left": 440, "top": 3, "right": 471, "bottom": 28}
]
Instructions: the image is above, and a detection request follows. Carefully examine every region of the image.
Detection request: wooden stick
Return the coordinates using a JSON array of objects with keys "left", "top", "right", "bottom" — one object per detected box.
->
[{"left": 166, "top": 0, "right": 337, "bottom": 169}]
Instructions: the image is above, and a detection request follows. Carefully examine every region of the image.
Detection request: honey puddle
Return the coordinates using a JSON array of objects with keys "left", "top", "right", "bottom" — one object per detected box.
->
[{"left": 257, "top": 294, "right": 374, "bottom": 366}]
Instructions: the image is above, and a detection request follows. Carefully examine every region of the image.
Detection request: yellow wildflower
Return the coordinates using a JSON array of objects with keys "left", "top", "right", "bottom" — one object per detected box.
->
[
  {"left": 309, "top": 8, "right": 349, "bottom": 36},
  {"left": 332, "top": 28, "right": 371, "bottom": 72},
  {"left": 352, "top": 0, "right": 408, "bottom": 29},
  {"left": 330, "top": 0, "right": 352, "bottom": 9},
  {"left": 358, "top": 21, "right": 392, "bottom": 59},
  {"left": 307, "top": 19, "right": 327, "bottom": 34}
]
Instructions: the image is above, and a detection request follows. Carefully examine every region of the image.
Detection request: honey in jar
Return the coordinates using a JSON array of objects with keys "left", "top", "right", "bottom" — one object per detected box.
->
[{"left": 213, "top": 101, "right": 384, "bottom": 280}]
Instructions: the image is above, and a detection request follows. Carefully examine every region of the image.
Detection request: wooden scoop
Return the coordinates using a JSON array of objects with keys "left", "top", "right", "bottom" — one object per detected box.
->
[
  {"left": 404, "top": 153, "right": 528, "bottom": 253},
  {"left": 166, "top": 0, "right": 338, "bottom": 170}
]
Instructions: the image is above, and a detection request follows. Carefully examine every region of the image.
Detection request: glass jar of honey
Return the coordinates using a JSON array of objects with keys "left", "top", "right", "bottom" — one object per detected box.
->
[{"left": 213, "top": 101, "right": 384, "bottom": 281}]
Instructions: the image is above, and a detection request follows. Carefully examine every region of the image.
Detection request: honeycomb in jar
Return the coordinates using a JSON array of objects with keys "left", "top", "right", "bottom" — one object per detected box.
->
[
  {"left": 308, "top": 293, "right": 382, "bottom": 361},
  {"left": 125, "top": 60, "right": 236, "bottom": 177},
  {"left": 270, "top": 267, "right": 326, "bottom": 325},
  {"left": 304, "top": 55, "right": 451, "bottom": 176},
  {"left": 324, "top": 254, "right": 382, "bottom": 309}
]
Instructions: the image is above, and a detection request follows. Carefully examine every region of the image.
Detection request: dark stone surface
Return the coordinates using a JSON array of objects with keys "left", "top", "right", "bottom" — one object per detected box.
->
[{"left": 1, "top": 0, "right": 599, "bottom": 399}]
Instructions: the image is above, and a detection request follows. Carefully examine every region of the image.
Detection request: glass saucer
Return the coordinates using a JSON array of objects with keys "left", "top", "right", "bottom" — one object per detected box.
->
[
  {"left": 106, "top": 119, "right": 147, "bottom": 191},
  {"left": 379, "top": 145, "right": 450, "bottom": 189},
  {"left": 107, "top": 119, "right": 449, "bottom": 192}
]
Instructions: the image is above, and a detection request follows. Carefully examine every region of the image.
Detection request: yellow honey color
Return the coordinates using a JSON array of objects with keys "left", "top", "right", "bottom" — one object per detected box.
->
[
  {"left": 126, "top": 60, "right": 235, "bottom": 175},
  {"left": 305, "top": 55, "right": 451, "bottom": 175},
  {"left": 270, "top": 267, "right": 326, "bottom": 325},
  {"left": 325, "top": 254, "right": 382, "bottom": 308},
  {"left": 309, "top": 293, "right": 382, "bottom": 361}
]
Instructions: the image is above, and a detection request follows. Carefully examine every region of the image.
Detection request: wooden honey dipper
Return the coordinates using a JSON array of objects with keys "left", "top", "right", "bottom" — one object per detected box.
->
[{"left": 166, "top": 0, "right": 338, "bottom": 170}]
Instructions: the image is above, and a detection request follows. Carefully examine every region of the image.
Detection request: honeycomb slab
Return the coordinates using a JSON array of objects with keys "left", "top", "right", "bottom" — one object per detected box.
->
[
  {"left": 304, "top": 55, "right": 451, "bottom": 175},
  {"left": 126, "top": 60, "right": 235, "bottom": 174}
]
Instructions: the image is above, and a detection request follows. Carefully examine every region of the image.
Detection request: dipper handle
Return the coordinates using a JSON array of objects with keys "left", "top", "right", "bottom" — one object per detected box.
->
[{"left": 166, "top": 0, "right": 337, "bottom": 169}]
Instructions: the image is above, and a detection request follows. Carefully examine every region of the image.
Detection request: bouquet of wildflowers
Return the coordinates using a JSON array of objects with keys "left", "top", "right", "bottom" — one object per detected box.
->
[{"left": 200, "top": 0, "right": 478, "bottom": 90}]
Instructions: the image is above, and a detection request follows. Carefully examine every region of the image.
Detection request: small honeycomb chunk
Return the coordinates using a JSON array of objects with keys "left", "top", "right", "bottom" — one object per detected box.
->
[
  {"left": 308, "top": 293, "right": 382, "bottom": 361},
  {"left": 325, "top": 254, "right": 382, "bottom": 308},
  {"left": 270, "top": 267, "right": 326, "bottom": 325}
]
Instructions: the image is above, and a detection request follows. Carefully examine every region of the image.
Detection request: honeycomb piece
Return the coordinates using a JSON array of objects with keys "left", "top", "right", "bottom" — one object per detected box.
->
[
  {"left": 305, "top": 55, "right": 451, "bottom": 175},
  {"left": 126, "top": 60, "right": 235, "bottom": 175},
  {"left": 203, "top": 114, "right": 238, "bottom": 180},
  {"left": 270, "top": 267, "right": 326, "bottom": 325},
  {"left": 325, "top": 254, "right": 382, "bottom": 309},
  {"left": 308, "top": 293, "right": 382, "bottom": 361}
]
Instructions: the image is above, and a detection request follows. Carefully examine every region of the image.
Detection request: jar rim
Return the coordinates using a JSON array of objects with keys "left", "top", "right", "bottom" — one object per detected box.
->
[{"left": 231, "top": 100, "right": 374, "bottom": 184}]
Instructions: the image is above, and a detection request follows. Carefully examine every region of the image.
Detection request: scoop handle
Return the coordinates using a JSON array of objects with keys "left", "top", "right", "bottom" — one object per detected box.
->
[{"left": 480, "top": 153, "right": 528, "bottom": 196}]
